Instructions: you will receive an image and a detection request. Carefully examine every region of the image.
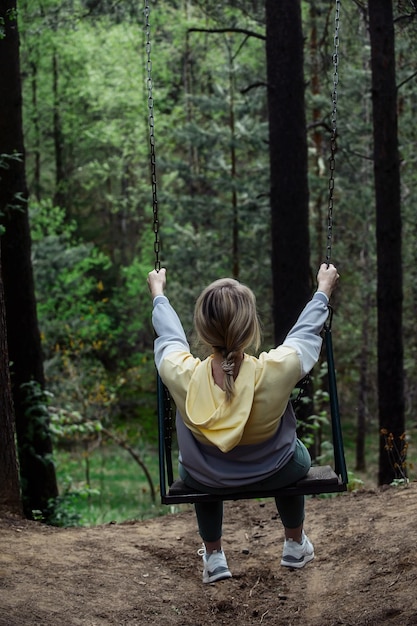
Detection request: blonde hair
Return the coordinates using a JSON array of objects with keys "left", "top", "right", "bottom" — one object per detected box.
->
[{"left": 194, "top": 278, "right": 261, "bottom": 402}]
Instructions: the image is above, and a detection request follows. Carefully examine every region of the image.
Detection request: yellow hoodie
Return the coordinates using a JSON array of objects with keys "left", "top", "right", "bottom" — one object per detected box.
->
[
  {"left": 153, "top": 292, "right": 328, "bottom": 454},
  {"left": 160, "top": 348, "right": 301, "bottom": 452}
]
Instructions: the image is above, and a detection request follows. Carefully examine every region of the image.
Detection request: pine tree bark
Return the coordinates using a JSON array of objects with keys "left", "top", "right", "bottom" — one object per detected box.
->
[
  {"left": 0, "top": 0, "right": 58, "bottom": 516},
  {"left": 265, "top": 0, "right": 312, "bottom": 344},
  {"left": 0, "top": 245, "right": 22, "bottom": 514},
  {"left": 265, "top": 0, "right": 315, "bottom": 454},
  {"left": 368, "top": 0, "right": 405, "bottom": 484}
]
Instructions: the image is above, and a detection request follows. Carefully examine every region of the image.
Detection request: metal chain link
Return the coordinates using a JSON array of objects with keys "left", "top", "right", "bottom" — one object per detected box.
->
[
  {"left": 326, "top": 0, "right": 340, "bottom": 265},
  {"left": 144, "top": 0, "right": 160, "bottom": 271},
  {"left": 147, "top": 1, "right": 175, "bottom": 474}
]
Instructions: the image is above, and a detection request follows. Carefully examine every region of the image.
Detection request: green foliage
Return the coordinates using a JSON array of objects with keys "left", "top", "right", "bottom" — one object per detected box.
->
[
  {"left": 18, "top": 381, "right": 56, "bottom": 518},
  {"left": 34, "top": 482, "right": 99, "bottom": 527},
  {"left": 28, "top": 189, "right": 159, "bottom": 466},
  {"left": 0, "top": 7, "right": 18, "bottom": 40},
  {"left": 20, "top": 381, "right": 54, "bottom": 467},
  {"left": 31, "top": 200, "right": 114, "bottom": 358},
  {"left": 292, "top": 364, "right": 332, "bottom": 459},
  {"left": 49, "top": 406, "right": 103, "bottom": 441},
  {"left": 11, "top": 0, "right": 417, "bottom": 519},
  {"left": 51, "top": 445, "right": 168, "bottom": 526}
]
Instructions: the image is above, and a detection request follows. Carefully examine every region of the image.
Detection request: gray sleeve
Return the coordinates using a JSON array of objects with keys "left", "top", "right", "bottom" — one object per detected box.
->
[
  {"left": 282, "top": 291, "right": 329, "bottom": 377},
  {"left": 152, "top": 295, "right": 190, "bottom": 371}
]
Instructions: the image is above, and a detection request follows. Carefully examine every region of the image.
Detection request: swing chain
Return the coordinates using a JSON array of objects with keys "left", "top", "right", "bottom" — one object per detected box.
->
[
  {"left": 145, "top": 0, "right": 160, "bottom": 271},
  {"left": 326, "top": 0, "right": 341, "bottom": 265}
]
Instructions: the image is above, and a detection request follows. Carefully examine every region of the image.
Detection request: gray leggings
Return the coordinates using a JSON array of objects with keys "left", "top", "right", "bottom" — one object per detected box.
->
[{"left": 179, "top": 439, "right": 311, "bottom": 543}]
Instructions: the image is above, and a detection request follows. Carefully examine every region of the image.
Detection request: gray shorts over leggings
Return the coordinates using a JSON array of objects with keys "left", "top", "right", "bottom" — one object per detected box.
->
[{"left": 179, "top": 439, "right": 311, "bottom": 543}]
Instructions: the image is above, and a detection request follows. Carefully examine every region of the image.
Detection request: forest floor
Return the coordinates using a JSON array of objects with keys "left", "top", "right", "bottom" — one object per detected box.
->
[{"left": 1, "top": 483, "right": 417, "bottom": 626}]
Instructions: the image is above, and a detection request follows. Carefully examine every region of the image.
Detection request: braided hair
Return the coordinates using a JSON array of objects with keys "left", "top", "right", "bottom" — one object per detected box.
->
[{"left": 194, "top": 278, "right": 261, "bottom": 402}]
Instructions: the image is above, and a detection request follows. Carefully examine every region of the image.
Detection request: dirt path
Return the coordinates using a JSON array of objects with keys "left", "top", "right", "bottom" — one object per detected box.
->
[{"left": 1, "top": 484, "right": 417, "bottom": 625}]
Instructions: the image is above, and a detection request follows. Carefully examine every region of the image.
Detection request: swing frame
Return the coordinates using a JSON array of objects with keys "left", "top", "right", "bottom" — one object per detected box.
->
[
  {"left": 146, "top": 0, "right": 348, "bottom": 504},
  {"left": 157, "top": 311, "right": 348, "bottom": 505}
]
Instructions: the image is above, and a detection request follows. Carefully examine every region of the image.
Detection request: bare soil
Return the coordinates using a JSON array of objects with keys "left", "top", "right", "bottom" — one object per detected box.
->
[{"left": 1, "top": 484, "right": 417, "bottom": 626}]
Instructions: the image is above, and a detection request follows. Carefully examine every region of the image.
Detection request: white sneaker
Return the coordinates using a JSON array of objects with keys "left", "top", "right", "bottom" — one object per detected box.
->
[
  {"left": 198, "top": 547, "right": 232, "bottom": 583},
  {"left": 281, "top": 532, "right": 314, "bottom": 569}
]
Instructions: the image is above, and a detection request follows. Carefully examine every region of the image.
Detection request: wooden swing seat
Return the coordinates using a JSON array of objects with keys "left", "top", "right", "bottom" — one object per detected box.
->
[{"left": 162, "top": 464, "right": 346, "bottom": 505}]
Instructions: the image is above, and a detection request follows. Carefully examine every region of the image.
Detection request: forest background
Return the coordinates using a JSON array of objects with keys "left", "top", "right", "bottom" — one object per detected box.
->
[{"left": 1, "top": 0, "right": 417, "bottom": 526}]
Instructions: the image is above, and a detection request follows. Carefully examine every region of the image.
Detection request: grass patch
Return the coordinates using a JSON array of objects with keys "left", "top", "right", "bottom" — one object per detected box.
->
[{"left": 54, "top": 442, "right": 187, "bottom": 526}]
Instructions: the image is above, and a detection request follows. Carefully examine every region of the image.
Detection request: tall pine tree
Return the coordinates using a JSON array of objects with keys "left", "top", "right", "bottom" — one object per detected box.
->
[
  {"left": 368, "top": 0, "right": 405, "bottom": 485},
  {"left": 0, "top": 0, "right": 58, "bottom": 518},
  {"left": 265, "top": 0, "right": 311, "bottom": 343}
]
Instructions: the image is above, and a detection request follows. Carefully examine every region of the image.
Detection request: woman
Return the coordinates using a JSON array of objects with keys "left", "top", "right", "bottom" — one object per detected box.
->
[{"left": 148, "top": 263, "right": 339, "bottom": 583}]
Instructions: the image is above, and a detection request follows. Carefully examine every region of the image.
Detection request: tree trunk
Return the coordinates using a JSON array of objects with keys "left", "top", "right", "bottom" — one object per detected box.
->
[
  {"left": 265, "top": 0, "right": 315, "bottom": 453},
  {"left": 0, "top": 0, "right": 58, "bottom": 517},
  {"left": 356, "top": 278, "right": 371, "bottom": 472},
  {"left": 30, "top": 58, "right": 42, "bottom": 202},
  {"left": 0, "top": 245, "right": 22, "bottom": 514},
  {"left": 265, "top": 0, "right": 312, "bottom": 344},
  {"left": 368, "top": 0, "right": 405, "bottom": 485},
  {"left": 52, "top": 50, "right": 66, "bottom": 211},
  {"left": 227, "top": 43, "right": 239, "bottom": 280}
]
